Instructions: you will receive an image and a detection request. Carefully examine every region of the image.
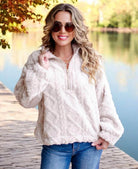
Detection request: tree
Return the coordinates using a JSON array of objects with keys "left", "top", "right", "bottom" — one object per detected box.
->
[
  {"left": 88, "top": 0, "right": 138, "bottom": 29},
  {"left": 0, "top": 0, "right": 77, "bottom": 49}
]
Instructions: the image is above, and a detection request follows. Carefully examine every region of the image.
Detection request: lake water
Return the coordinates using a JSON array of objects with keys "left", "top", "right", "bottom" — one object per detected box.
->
[{"left": 0, "top": 30, "right": 138, "bottom": 161}]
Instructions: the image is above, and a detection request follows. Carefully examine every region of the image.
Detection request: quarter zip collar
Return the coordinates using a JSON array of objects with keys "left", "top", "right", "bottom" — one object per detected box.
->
[{"left": 42, "top": 44, "right": 80, "bottom": 60}]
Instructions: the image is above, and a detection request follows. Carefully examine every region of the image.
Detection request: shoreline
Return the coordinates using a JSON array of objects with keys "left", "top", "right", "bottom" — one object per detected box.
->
[{"left": 91, "top": 27, "right": 138, "bottom": 33}]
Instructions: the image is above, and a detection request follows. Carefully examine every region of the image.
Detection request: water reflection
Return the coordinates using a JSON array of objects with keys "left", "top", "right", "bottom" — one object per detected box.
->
[
  {"left": 90, "top": 32, "right": 138, "bottom": 97},
  {"left": 90, "top": 32, "right": 138, "bottom": 65},
  {"left": 117, "top": 70, "right": 127, "bottom": 91},
  {"left": 11, "top": 30, "right": 43, "bottom": 68}
]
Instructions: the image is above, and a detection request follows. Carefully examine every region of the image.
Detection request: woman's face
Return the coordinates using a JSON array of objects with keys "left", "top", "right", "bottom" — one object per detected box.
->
[{"left": 51, "top": 11, "right": 75, "bottom": 48}]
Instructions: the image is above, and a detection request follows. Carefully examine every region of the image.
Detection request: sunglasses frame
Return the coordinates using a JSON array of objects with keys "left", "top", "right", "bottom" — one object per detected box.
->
[{"left": 52, "top": 21, "right": 75, "bottom": 32}]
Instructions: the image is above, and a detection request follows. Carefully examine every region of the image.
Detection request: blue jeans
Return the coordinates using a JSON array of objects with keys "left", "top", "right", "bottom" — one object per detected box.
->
[{"left": 40, "top": 142, "right": 102, "bottom": 169}]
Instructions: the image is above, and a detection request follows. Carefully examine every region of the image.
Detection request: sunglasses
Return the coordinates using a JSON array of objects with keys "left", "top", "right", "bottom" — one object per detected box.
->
[{"left": 52, "top": 21, "right": 75, "bottom": 32}]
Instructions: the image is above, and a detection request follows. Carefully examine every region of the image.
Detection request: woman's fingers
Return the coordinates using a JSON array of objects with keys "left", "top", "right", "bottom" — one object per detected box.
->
[
  {"left": 92, "top": 138, "right": 109, "bottom": 150},
  {"left": 44, "top": 56, "right": 48, "bottom": 61},
  {"left": 39, "top": 51, "right": 50, "bottom": 70},
  {"left": 92, "top": 139, "right": 102, "bottom": 146}
]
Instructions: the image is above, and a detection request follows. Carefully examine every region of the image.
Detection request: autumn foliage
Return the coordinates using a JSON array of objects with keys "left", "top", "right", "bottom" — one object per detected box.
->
[{"left": 0, "top": 0, "right": 54, "bottom": 49}]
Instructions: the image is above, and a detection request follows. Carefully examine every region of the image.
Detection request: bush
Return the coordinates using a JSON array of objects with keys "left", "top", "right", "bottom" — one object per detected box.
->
[
  {"left": 107, "top": 12, "right": 132, "bottom": 28},
  {"left": 118, "top": 13, "right": 132, "bottom": 28},
  {"left": 107, "top": 14, "right": 118, "bottom": 28}
]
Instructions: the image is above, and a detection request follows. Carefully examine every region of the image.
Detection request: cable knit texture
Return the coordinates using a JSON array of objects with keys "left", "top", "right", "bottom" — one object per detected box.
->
[{"left": 14, "top": 46, "right": 124, "bottom": 146}]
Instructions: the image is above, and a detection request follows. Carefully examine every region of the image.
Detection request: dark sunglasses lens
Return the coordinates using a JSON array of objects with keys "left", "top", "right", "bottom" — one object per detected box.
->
[
  {"left": 65, "top": 23, "right": 75, "bottom": 32},
  {"left": 52, "top": 22, "right": 61, "bottom": 32}
]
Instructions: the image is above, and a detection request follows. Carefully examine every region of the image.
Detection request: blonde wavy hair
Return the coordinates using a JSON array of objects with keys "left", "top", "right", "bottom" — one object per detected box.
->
[{"left": 42, "top": 3, "right": 101, "bottom": 82}]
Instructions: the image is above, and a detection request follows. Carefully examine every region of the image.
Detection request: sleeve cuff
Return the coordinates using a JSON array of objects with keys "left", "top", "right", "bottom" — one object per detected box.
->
[{"left": 99, "top": 127, "right": 124, "bottom": 145}]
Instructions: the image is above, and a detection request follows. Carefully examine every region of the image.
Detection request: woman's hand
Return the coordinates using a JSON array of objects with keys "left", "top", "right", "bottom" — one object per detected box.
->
[
  {"left": 39, "top": 50, "right": 50, "bottom": 70},
  {"left": 92, "top": 137, "right": 109, "bottom": 150}
]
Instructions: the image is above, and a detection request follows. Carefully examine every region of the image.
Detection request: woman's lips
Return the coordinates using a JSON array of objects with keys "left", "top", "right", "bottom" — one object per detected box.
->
[{"left": 58, "top": 35, "right": 68, "bottom": 40}]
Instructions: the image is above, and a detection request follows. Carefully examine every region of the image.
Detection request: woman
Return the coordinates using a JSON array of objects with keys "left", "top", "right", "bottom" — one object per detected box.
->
[{"left": 14, "top": 3, "right": 124, "bottom": 169}]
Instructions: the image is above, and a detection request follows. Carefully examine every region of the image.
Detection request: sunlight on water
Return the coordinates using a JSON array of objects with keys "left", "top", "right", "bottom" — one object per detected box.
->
[{"left": 0, "top": 30, "right": 138, "bottom": 160}]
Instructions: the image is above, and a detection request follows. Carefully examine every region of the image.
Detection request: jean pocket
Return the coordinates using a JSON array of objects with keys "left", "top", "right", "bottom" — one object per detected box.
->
[{"left": 43, "top": 144, "right": 72, "bottom": 153}]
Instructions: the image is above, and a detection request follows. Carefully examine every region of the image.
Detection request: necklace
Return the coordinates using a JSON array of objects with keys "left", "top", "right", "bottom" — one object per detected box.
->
[
  {"left": 62, "top": 55, "right": 72, "bottom": 61},
  {"left": 53, "top": 51, "right": 73, "bottom": 65}
]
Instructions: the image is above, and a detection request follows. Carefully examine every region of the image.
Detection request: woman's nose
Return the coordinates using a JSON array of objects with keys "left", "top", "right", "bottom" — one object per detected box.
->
[{"left": 60, "top": 25, "right": 66, "bottom": 33}]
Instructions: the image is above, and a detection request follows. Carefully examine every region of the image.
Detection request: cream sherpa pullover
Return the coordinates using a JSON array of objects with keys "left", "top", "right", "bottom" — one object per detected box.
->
[{"left": 14, "top": 46, "right": 124, "bottom": 146}]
